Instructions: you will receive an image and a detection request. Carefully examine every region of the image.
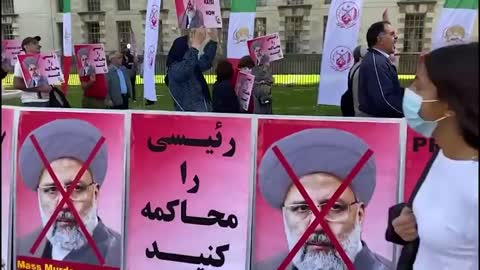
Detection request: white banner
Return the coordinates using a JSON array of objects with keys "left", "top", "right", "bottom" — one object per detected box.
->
[
  {"left": 62, "top": 13, "right": 72, "bottom": 57},
  {"left": 227, "top": 12, "right": 256, "bottom": 59},
  {"left": 317, "top": 0, "right": 363, "bottom": 105},
  {"left": 143, "top": 0, "right": 162, "bottom": 102}
]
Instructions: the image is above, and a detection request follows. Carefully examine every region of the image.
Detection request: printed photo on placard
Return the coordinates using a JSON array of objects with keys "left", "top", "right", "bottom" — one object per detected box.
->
[
  {"left": 15, "top": 110, "right": 125, "bottom": 270},
  {"left": 175, "top": 0, "right": 222, "bottom": 29},
  {"left": 253, "top": 118, "right": 402, "bottom": 270},
  {"left": 126, "top": 113, "right": 252, "bottom": 270},
  {"left": 74, "top": 44, "right": 108, "bottom": 76},
  {"left": 247, "top": 33, "right": 283, "bottom": 66},
  {"left": 1, "top": 40, "right": 22, "bottom": 71},
  {"left": 2, "top": 107, "right": 15, "bottom": 270},
  {"left": 17, "top": 53, "right": 65, "bottom": 87},
  {"left": 234, "top": 71, "right": 255, "bottom": 112}
]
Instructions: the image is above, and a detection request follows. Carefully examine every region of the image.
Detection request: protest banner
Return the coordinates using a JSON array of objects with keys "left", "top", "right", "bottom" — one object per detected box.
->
[
  {"left": 17, "top": 53, "right": 65, "bottom": 87},
  {"left": 253, "top": 117, "right": 402, "bottom": 270},
  {"left": 73, "top": 44, "right": 108, "bottom": 76},
  {"left": 2, "top": 107, "right": 15, "bottom": 270},
  {"left": 247, "top": 33, "right": 283, "bottom": 66},
  {"left": 226, "top": 0, "right": 256, "bottom": 68},
  {"left": 175, "top": 0, "right": 222, "bottom": 29},
  {"left": 404, "top": 127, "right": 437, "bottom": 201},
  {"left": 143, "top": 0, "right": 162, "bottom": 102},
  {"left": 14, "top": 110, "right": 126, "bottom": 269},
  {"left": 126, "top": 112, "right": 252, "bottom": 269},
  {"left": 1, "top": 40, "right": 22, "bottom": 70},
  {"left": 234, "top": 71, "right": 255, "bottom": 111}
]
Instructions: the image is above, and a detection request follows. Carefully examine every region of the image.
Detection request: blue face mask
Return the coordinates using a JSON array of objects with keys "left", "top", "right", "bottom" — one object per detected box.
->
[{"left": 403, "top": 88, "right": 448, "bottom": 138}]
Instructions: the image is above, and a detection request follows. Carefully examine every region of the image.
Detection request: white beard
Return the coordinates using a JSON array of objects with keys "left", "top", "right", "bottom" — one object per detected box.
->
[
  {"left": 39, "top": 196, "right": 98, "bottom": 253},
  {"left": 283, "top": 214, "right": 362, "bottom": 270}
]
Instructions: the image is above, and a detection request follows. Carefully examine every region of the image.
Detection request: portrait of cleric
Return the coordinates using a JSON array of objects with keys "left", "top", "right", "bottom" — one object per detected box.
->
[
  {"left": 255, "top": 128, "right": 393, "bottom": 270},
  {"left": 16, "top": 119, "right": 121, "bottom": 267}
]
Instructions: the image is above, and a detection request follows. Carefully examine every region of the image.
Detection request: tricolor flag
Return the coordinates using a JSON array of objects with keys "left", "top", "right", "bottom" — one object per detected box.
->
[
  {"left": 431, "top": 0, "right": 478, "bottom": 50},
  {"left": 226, "top": 0, "right": 256, "bottom": 68},
  {"left": 62, "top": 0, "right": 72, "bottom": 93}
]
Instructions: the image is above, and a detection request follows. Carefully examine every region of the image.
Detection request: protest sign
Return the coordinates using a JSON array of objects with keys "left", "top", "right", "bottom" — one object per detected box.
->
[
  {"left": 234, "top": 71, "right": 255, "bottom": 111},
  {"left": 1, "top": 40, "right": 22, "bottom": 70},
  {"left": 17, "top": 53, "right": 65, "bottom": 86},
  {"left": 2, "top": 107, "right": 15, "bottom": 270},
  {"left": 74, "top": 44, "right": 108, "bottom": 76},
  {"left": 404, "top": 127, "right": 437, "bottom": 201},
  {"left": 126, "top": 113, "right": 252, "bottom": 269},
  {"left": 253, "top": 117, "right": 402, "bottom": 270},
  {"left": 15, "top": 110, "right": 126, "bottom": 269},
  {"left": 247, "top": 33, "right": 283, "bottom": 66},
  {"left": 175, "top": 0, "right": 222, "bottom": 29}
]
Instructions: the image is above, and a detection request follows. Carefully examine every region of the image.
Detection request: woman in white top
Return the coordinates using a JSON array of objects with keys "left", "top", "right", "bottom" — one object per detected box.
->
[{"left": 386, "top": 42, "right": 478, "bottom": 270}]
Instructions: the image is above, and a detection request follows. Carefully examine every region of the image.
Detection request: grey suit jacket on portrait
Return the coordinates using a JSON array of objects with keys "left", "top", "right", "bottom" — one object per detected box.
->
[
  {"left": 26, "top": 76, "right": 49, "bottom": 88},
  {"left": 253, "top": 241, "right": 393, "bottom": 270},
  {"left": 16, "top": 218, "right": 121, "bottom": 267},
  {"left": 106, "top": 65, "right": 132, "bottom": 106}
]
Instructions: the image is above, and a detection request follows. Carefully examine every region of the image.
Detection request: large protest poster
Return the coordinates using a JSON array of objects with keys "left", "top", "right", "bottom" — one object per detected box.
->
[
  {"left": 403, "top": 127, "right": 437, "bottom": 201},
  {"left": 247, "top": 33, "right": 283, "bottom": 66},
  {"left": 253, "top": 117, "right": 402, "bottom": 270},
  {"left": 1, "top": 40, "right": 22, "bottom": 70},
  {"left": 17, "top": 53, "right": 65, "bottom": 87},
  {"left": 2, "top": 107, "right": 15, "bottom": 270},
  {"left": 73, "top": 44, "right": 108, "bottom": 76},
  {"left": 14, "top": 110, "right": 125, "bottom": 270},
  {"left": 175, "top": 0, "right": 222, "bottom": 29},
  {"left": 234, "top": 71, "right": 255, "bottom": 112},
  {"left": 126, "top": 113, "right": 252, "bottom": 269}
]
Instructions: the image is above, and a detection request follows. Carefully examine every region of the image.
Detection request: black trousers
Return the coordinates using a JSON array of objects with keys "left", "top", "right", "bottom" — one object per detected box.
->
[
  {"left": 130, "top": 76, "right": 136, "bottom": 100},
  {"left": 113, "top": 94, "right": 129, "bottom": 109}
]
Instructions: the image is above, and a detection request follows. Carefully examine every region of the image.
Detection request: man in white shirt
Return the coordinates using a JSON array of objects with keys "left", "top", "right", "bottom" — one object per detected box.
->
[{"left": 13, "top": 36, "right": 52, "bottom": 107}]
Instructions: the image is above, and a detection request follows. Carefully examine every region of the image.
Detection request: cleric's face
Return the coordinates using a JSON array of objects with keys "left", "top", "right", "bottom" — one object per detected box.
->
[
  {"left": 28, "top": 64, "right": 39, "bottom": 78},
  {"left": 282, "top": 172, "right": 365, "bottom": 270},
  {"left": 37, "top": 158, "right": 99, "bottom": 251},
  {"left": 254, "top": 46, "right": 263, "bottom": 60},
  {"left": 81, "top": 55, "right": 89, "bottom": 68}
]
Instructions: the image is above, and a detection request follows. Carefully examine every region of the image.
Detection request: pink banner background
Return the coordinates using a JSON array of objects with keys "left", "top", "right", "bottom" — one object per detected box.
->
[
  {"left": 73, "top": 44, "right": 108, "bottom": 75},
  {"left": 175, "top": 0, "right": 222, "bottom": 29},
  {"left": 126, "top": 113, "right": 251, "bottom": 270},
  {"left": 17, "top": 53, "right": 65, "bottom": 86},
  {"left": 253, "top": 119, "right": 401, "bottom": 264},
  {"left": 15, "top": 111, "right": 125, "bottom": 240},
  {"left": 247, "top": 33, "right": 283, "bottom": 65},
  {"left": 234, "top": 71, "right": 255, "bottom": 111},
  {"left": 2, "top": 107, "right": 14, "bottom": 268},
  {"left": 1, "top": 40, "right": 22, "bottom": 68},
  {"left": 404, "top": 127, "right": 436, "bottom": 201}
]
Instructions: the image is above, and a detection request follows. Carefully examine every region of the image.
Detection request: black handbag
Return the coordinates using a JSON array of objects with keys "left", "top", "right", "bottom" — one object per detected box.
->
[{"left": 48, "top": 87, "right": 71, "bottom": 108}]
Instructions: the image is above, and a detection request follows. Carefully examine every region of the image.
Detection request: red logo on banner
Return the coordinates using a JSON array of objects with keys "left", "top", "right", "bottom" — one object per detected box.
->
[
  {"left": 149, "top": 5, "right": 160, "bottom": 29},
  {"left": 147, "top": 45, "right": 156, "bottom": 68},
  {"left": 330, "top": 46, "right": 353, "bottom": 72},
  {"left": 336, "top": 1, "right": 360, "bottom": 29}
]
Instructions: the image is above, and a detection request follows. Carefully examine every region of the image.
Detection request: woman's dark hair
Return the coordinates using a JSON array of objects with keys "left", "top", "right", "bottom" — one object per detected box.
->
[
  {"left": 215, "top": 59, "right": 234, "bottom": 81},
  {"left": 424, "top": 42, "right": 479, "bottom": 150},
  {"left": 238, "top": 55, "right": 255, "bottom": 69}
]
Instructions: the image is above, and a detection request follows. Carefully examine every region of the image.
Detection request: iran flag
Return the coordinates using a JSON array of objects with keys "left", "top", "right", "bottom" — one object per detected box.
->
[
  {"left": 431, "top": 0, "right": 478, "bottom": 50},
  {"left": 226, "top": 0, "right": 256, "bottom": 68},
  {"left": 61, "top": 0, "right": 72, "bottom": 93}
]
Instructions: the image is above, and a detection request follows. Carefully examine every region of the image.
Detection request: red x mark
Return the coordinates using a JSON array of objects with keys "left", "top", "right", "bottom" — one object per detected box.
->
[
  {"left": 28, "top": 134, "right": 106, "bottom": 265},
  {"left": 272, "top": 146, "right": 373, "bottom": 270}
]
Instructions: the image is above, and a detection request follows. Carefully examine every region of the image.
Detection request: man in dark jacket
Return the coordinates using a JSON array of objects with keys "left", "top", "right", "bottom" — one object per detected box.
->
[{"left": 358, "top": 21, "right": 404, "bottom": 118}]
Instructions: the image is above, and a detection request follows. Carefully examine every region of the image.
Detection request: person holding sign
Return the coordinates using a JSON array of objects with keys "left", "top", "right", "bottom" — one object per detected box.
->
[
  {"left": 212, "top": 59, "right": 240, "bottom": 113},
  {"left": 257, "top": 128, "right": 392, "bottom": 270},
  {"left": 386, "top": 43, "right": 478, "bottom": 270},
  {"left": 166, "top": 28, "right": 218, "bottom": 112},
  {"left": 13, "top": 36, "right": 52, "bottom": 107}
]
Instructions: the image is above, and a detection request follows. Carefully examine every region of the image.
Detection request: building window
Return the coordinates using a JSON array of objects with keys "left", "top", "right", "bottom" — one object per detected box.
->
[
  {"left": 158, "top": 20, "right": 163, "bottom": 53},
  {"left": 117, "top": 21, "right": 131, "bottom": 50},
  {"left": 2, "top": 0, "right": 15, "bottom": 14},
  {"left": 57, "top": 23, "right": 64, "bottom": 53},
  {"left": 322, "top": 16, "right": 328, "bottom": 45},
  {"left": 324, "top": 0, "right": 332, "bottom": 4},
  {"left": 57, "top": 0, "right": 64, "bottom": 12},
  {"left": 87, "top": 0, "right": 101, "bottom": 12},
  {"left": 117, "top": 0, "right": 130, "bottom": 10},
  {"left": 220, "top": 0, "right": 231, "bottom": 9},
  {"left": 255, "top": 18, "right": 267, "bottom": 37},
  {"left": 257, "top": 0, "right": 267, "bottom": 6},
  {"left": 403, "top": 14, "right": 425, "bottom": 52},
  {"left": 222, "top": 18, "right": 229, "bottom": 54},
  {"left": 1, "top": 24, "right": 14, "bottom": 40},
  {"left": 285, "top": 16, "right": 303, "bottom": 54},
  {"left": 86, "top": 22, "right": 101, "bottom": 43},
  {"left": 287, "top": 0, "right": 304, "bottom": 5}
]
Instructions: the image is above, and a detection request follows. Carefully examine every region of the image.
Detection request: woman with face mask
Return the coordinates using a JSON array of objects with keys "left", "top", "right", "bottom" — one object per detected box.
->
[{"left": 385, "top": 42, "right": 478, "bottom": 270}]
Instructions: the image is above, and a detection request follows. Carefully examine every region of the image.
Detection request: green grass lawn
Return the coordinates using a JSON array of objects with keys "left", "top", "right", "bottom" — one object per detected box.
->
[{"left": 2, "top": 84, "right": 342, "bottom": 116}]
